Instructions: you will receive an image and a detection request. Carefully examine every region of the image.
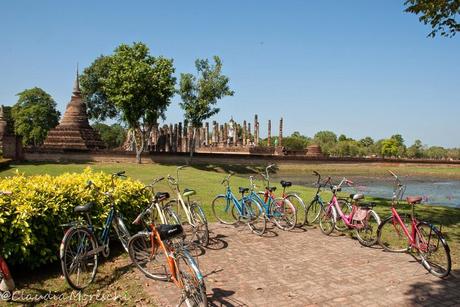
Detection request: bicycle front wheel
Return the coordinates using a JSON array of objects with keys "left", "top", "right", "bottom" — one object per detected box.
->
[
  {"left": 271, "top": 197, "right": 296, "bottom": 231},
  {"left": 306, "top": 199, "right": 322, "bottom": 225},
  {"left": 319, "top": 206, "right": 336, "bottom": 235},
  {"left": 285, "top": 193, "right": 307, "bottom": 227},
  {"left": 377, "top": 214, "right": 411, "bottom": 252},
  {"left": 113, "top": 215, "right": 131, "bottom": 253},
  {"left": 355, "top": 210, "right": 381, "bottom": 247},
  {"left": 212, "top": 195, "right": 238, "bottom": 225},
  {"left": 416, "top": 221, "right": 451, "bottom": 278},
  {"left": 176, "top": 251, "right": 208, "bottom": 307},
  {"left": 163, "top": 206, "right": 182, "bottom": 225},
  {"left": 335, "top": 199, "right": 351, "bottom": 232},
  {"left": 190, "top": 203, "right": 209, "bottom": 247},
  {"left": 60, "top": 227, "right": 98, "bottom": 290},
  {"left": 245, "top": 198, "right": 266, "bottom": 236},
  {"left": 128, "top": 232, "right": 170, "bottom": 281}
]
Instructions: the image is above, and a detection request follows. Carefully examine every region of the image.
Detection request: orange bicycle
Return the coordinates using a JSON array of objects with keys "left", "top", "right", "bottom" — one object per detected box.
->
[{"left": 128, "top": 220, "right": 207, "bottom": 306}]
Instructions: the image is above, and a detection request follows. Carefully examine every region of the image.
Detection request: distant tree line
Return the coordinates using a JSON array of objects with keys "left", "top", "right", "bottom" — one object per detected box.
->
[{"left": 260, "top": 131, "right": 460, "bottom": 160}]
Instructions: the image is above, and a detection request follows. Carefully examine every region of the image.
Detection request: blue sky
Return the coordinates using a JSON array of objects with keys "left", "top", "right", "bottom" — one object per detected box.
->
[{"left": 1, "top": 1, "right": 459, "bottom": 147}]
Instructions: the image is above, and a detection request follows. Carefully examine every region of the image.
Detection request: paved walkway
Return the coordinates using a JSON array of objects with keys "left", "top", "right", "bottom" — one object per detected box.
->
[{"left": 142, "top": 223, "right": 459, "bottom": 307}]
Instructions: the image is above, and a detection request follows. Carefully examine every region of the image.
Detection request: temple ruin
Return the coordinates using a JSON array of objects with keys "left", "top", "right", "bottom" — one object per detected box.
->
[{"left": 42, "top": 72, "right": 105, "bottom": 151}]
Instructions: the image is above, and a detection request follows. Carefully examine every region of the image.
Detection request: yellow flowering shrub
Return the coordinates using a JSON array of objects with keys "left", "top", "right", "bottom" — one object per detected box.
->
[{"left": 0, "top": 168, "right": 149, "bottom": 268}]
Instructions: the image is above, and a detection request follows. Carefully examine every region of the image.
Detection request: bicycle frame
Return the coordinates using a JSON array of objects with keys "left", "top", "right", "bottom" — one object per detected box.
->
[
  {"left": 168, "top": 166, "right": 196, "bottom": 225},
  {"left": 225, "top": 186, "right": 253, "bottom": 216}
]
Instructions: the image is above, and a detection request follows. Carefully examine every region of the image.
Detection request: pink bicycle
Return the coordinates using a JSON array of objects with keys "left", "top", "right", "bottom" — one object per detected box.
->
[
  {"left": 377, "top": 171, "right": 451, "bottom": 278},
  {"left": 0, "top": 191, "right": 15, "bottom": 301},
  {"left": 319, "top": 178, "right": 381, "bottom": 247}
]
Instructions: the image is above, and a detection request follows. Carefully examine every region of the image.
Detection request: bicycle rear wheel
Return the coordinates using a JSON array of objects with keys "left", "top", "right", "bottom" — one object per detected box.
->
[
  {"left": 128, "top": 232, "right": 170, "bottom": 281},
  {"left": 190, "top": 203, "right": 209, "bottom": 247},
  {"left": 377, "top": 214, "right": 411, "bottom": 252},
  {"left": 60, "top": 227, "right": 98, "bottom": 290},
  {"left": 416, "top": 221, "right": 451, "bottom": 278},
  {"left": 271, "top": 197, "right": 296, "bottom": 231},
  {"left": 306, "top": 199, "right": 322, "bottom": 225},
  {"left": 319, "top": 206, "right": 336, "bottom": 235},
  {"left": 285, "top": 193, "right": 307, "bottom": 227},
  {"left": 355, "top": 210, "right": 381, "bottom": 247},
  {"left": 113, "top": 215, "right": 130, "bottom": 253},
  {"left": 175, "top": 250, "right": 207, "bottom": 307},
  {"left": 245, "top": 198, "right": 266, "bottom": 236}
]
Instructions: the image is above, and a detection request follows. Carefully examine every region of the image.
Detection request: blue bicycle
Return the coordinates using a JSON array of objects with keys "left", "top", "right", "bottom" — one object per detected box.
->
[
  {"left": 248, "top": 176, "right": 297, "bottom": 231},
  {"left": 212, "top": 173, "right": 266, "bottom": 236},
  {"left": 60, "top": 171, "right": 131, "bottom": 290}
]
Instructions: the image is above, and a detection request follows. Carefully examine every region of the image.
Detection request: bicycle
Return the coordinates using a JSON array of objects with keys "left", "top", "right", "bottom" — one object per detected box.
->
[
  {"left": 138, "top": 177, "right": 181, "bottom": 226},
  {"left": 128, "top": 223, "right": 208, "bottom": 306},
  {"left": 0, "top": 191, "right": 15, "bottom": 301},
  {"left": 258, "top": 164, "right": 306, "bottom": 227},
  {"left": 305, "top": 171, "right": 332, "bottom": 225},
  {"left": 251, "top": 176, "right": 297, "bottom": 231},
  {"left": 166, "top": 166, "right": 209, "bottom": 247},
  {"left": 212, "top": 173, "right": 266, "bottom": 236},
  {"left": 319, "top": 177, "right": 381, "bottom": 247},
  {"left": 60, "top": 171, "right": 132, "bottom": 290},
  {"left": 377, "top": 171, "right": 451, "bottom": 278}
]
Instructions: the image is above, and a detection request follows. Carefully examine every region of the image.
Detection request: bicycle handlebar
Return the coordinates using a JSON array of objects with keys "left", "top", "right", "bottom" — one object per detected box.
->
[{"left": 221, "top": 173, "right": 233, "bottom": 185}]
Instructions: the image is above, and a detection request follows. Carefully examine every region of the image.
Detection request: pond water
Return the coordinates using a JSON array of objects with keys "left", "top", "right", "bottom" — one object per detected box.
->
[{"left": 269, "top": 173, "right": 460, "bottom": 208}]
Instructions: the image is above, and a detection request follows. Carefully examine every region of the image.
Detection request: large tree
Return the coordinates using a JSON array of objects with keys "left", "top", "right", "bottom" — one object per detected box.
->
[
  {"left": 92, "top": 123, "right": 126, "bottom": 149},
  {"left": 178, "top": 56, "right": 234, "bottom": 157},
  {"left": 404, "top": 0, "right": 460, "bottom": 37},
  {"left": 313, "top": 131, "right": 337, "bottom": 155},
  {"left": 81, "top": 42, "right": 176, "bottom": 163},
  {"left": 11, "top": 87, "right": 60, "bottom": 147}
]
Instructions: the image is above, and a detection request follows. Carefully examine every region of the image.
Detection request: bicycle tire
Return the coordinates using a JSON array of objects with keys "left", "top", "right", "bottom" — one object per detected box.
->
[
  {"left": 416, "top": 221, "right": 451, "bottom": 278},
  {"left": 246, "top": 197, "right": 266, "bottom": 236},
  {"left": 190, "top": 203, "right": 210, "bottom": 247},
  {"left": 60, "top": 227, "right": 98, "bottom": 290},
  {"left": 176, "top": 250, "right": 208, "bottom": 307},
  {"left": 212, "top": 195, "right": 238, "bottom": 225},
  {"left": 306, "top": 199, "right": 323, "bottom": 225},
  {"left": 163, "top": 206, "right": 182, "bottom": 225},
  {"left": 355, "top": 209, "right": 381, "bottom": 247},
  {"left": 377, "top": 214, "right": 411, "bottom": 252},
  {"left": 270, "top": 197, "right": 297, "bottom": 231},
  {"left": 335, "top": 199, "right": 351, "bottom": 232},
  {"left": 113, "top": 215, "right": 130, "bottom": 253},
  {"left": 128, "top": 232, "right": 170, "bottom": 281},
  {"left": 0, "top": 258, "right": 15, "bottom": 301},
  {"left": 285, "top": 193, "right": 307, "bottom": 227},
  {"left": 319, "top": 206, "right": 336, "bottom": 235}
]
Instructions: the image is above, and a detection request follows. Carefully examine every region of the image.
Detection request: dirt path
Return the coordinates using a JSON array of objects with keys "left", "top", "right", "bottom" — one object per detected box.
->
[{"left": 142, "top": 223, "right": 459, "bottom": 307}]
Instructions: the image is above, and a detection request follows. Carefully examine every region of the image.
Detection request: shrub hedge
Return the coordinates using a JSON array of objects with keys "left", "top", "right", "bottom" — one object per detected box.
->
[{"left": 0, "top": 168, "right": 150, "bottom": 269}]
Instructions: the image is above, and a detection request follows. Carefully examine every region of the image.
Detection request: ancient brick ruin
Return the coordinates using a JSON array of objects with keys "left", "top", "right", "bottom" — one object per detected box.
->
[
  {"left": 42, "top": 72, "right": 105, "bottom": 151},
  {"left": 0, "top": 106, "right": 23, "bottom": 159}
]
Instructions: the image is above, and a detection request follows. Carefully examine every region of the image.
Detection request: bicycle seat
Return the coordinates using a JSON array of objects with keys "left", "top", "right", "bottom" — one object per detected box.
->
[
  {"left": 74, "top": 202, "right": 95, "bottom": 213},
  {"left": 280, "top": 180, "right": 292, "bottom": 188},
  {"left": 350, "top": 193, "right": 364, "bottom": 201},
  {"left": 266, "top": 186, "right": 277, "bottom": 192},
  {"left": 156, "top": 224, "right": 184, "bottom": 240},
  {"left": 183, "top": 188, "right": 196, "bottom": 197},
  {"left": 155, "top": 192, "right": 170, "bottom": 202},
  {"left": 358, "top": 202, "right": 376, "bottom": 208},
  {"left": 407, "top": 196, "right": 422, "bottom": 204},
  {"left": 239, "top": 187, "right": 249, "bottom": 194}
]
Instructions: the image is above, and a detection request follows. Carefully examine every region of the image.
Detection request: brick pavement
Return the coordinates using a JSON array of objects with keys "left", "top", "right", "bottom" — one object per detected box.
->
[{"left": 142, "top": 223, "right": 460, "bottom": 307}]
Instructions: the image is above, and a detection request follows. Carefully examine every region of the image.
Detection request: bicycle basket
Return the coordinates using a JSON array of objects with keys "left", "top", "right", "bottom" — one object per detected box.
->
[
  {"left": 156, "top": 224, "right": 183, "bottom": 241},
  {"left": 352, "top": 208, "right": 368, "bottom": 221}
]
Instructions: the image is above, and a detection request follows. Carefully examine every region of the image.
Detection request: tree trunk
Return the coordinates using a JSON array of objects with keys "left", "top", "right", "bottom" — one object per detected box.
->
[
  {"left": 189, "top": 128, "right": 196, "bottom": 163},
  {"left": 132, "top": 128, "right": 144, "bottom": 164}
]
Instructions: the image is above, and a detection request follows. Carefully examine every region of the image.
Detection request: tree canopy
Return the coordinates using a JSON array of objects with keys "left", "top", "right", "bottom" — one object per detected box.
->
[
  {"left": 404, "top": 0, "right": 460, "bottom": 37},
  {"left": 80, "top": 42, "right": 176, "bottom": 162},
  {"left": 179, "top": 56, "right": 234, "bottom": 128},
  {"left": 11, "top": 87, "right": 60, "bottom": 147},
  {"left": 92, "top": 123, "right": 126, "bottom": 149}
]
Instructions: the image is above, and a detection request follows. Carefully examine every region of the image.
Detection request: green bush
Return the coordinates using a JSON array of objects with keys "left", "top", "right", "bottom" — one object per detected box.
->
[{"left": 0, "top": 168, "right": 149, "bottom": 269}]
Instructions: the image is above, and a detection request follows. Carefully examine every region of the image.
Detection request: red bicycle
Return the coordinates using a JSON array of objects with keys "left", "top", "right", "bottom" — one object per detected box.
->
[
  {"left": 377, "top": 171, "right": 451, "bottom": 278},
  {"left": 0, "top": 191, "right": 15, "bottom": 301}
]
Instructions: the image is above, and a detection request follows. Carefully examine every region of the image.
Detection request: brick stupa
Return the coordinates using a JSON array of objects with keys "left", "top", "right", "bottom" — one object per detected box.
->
[{"left": 43, "top": 72, "right": 105, "bottom": 151}]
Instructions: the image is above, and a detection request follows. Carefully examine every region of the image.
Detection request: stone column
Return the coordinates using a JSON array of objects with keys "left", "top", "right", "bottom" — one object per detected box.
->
[
  {"left": 205, "top": 122, "right": 209, "bottom": 146},
  {"left": 219, "top": 124, "right": 224, "bottom": 146},
  {"left": 278, "top": 117, "right": 283, "bottom": 147},
  {"left": 248, "top": 123, "right": 252, "bottom": 145},
  {"left": 242, "top": 120, "right": 247, "bottom": 146},
  {"left": 178, "top": 122, "right": 183, "bottom": 152},
  {"left": 254, "top": 115, "right": 259, "bottom": 146},
  {"left": 268, "top": 120, "right": 272, "bottom": 147},
  {"left": 233, "top": 123, "right": 238, "bottom": 146},
  {"left": 224, "top": 123, "right": 228, "bottom": 145}
]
